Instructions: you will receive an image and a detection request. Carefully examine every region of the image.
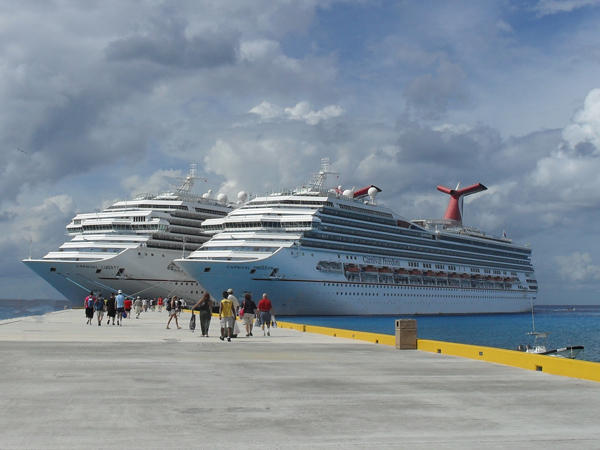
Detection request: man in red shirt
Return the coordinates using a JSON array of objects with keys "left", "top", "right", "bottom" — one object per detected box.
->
[
  {"left": 257, "top": 293, "right": 275, "bottom": 336},
  {"left": 124, "top": 297, "right": 132, "bottom": 319}
]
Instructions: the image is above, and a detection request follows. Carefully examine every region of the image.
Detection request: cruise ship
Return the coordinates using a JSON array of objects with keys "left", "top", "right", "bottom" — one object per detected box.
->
[
  {"left": 23, "top": 164, "right": 248, "bottom": 302},
  {"left": 175, "top": 159, "right": 537, "bottom": 315}
]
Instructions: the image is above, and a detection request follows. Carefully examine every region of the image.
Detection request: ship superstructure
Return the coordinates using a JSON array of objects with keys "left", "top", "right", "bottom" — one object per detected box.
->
[
  {"left": 175, "top": 159, "right": 537, "bottom": 315},
  {"left": 24, "top": 164, "right": 248, "bottom": 302}
]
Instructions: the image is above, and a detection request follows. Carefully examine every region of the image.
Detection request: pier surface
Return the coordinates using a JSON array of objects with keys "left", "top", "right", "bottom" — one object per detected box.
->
[{"left": 1, "top": 310, "right": 599, "bottom": 449}]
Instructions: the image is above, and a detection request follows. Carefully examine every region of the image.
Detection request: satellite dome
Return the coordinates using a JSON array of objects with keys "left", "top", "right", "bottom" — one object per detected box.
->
[
  {"left": 202, "top": 189, "right": 213, "bottom": 199},
  {"left": 368, "top": 186, "right": 379, "bottom": 201},
  {"left": 217, "top": 193, "right": 228, "bottom": 204},
  {"left": 238, "top": 191, "right": 248, "bottom": 203}
]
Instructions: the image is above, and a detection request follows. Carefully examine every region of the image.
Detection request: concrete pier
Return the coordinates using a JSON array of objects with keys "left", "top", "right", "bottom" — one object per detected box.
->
[{"left": 1, "top": 309, "right": 599, "bottom": 449}]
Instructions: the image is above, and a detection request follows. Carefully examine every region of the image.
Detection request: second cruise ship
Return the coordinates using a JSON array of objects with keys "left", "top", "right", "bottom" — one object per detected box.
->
[
  {"left": 24, "top": 164, "right": 248, "bottom": 302},
  {"left": 176, "top": 158, "right": 537, "bottom": 315}
]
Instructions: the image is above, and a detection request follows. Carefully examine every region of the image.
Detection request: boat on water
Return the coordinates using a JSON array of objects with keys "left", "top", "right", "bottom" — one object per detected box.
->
[
  {"left": 518, "top": 332, "right": 584, "bottom": 359},
  {"left": 175, "top": 158, "right": 538, "bottom": 315},
  {"left": 23, "top": 164, "right": 248, "bottom": 302},
  {"left": 517, "top": 303, "right": 584, "bottom": 359}
]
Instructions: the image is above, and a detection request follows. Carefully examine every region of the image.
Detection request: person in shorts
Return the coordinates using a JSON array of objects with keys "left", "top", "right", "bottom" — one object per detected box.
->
[
  {"left": 240, "top": 293, "right": 257, "bottom": 337},
  {"left": 166, "top": 296, "right": 181, "bottom": 329},
  {"left": 124, "top": 296, "right": 132, "bottom": 319},
  {"left": 116, "top": 290, "right": 126, "bottom": 326},
  {"left": 95, "top": 294, "right": 105, "bottom": 326},
  {"left": 219, "top": 290, "right": 236, "bottom": 342},
  {"left": 257, "top": 293, "right": 275, "bottom": 336}
]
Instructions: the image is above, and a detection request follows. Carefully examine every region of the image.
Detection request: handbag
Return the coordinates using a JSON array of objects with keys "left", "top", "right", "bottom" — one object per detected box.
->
[
  {"left": 254, "top": 316, "right": 261, "bottom": 326},
  {"left": 233, "top": 320, "right": 240, "bottom": 336},
  {"left": 271, "top": 315, "right": 277, "bottom": 328},
  {"left": 239, "top": 308, "right": 244, "bottom": 319},
  {"left": 189, "top": 313, "right": 196, "bottom": 332}
]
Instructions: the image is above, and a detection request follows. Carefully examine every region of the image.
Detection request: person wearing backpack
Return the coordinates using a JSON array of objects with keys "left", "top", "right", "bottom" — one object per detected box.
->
[
  {"left": 166, "top": 296, "right": 181, "bottom": 329},
  {"left": 85, "top": 292, "right": 95, "bottom": 325},
  {"left": 94, "top": 294, "right": 105, "bottom": 326}
]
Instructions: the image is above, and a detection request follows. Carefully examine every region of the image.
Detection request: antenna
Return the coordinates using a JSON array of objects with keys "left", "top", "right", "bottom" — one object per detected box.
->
[
  {"left": 310, "top": 158, "right": 339, "bottom": 191},
  {"left": 174, "top": 163, "right": 206, "bottom": 194},
  {"left": 29, "top": 237, "right": 32, "bottom": 260}
]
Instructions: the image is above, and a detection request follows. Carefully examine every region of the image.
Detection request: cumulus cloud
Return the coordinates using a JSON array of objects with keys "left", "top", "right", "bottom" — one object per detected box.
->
[
  {"left": 534, "top": 0, "right": 600, "bottom": 16},
  {"left": 562, "top": 88, "right": 600, "bottom": 152},
  {"left": 527, "top": 88, "right": 600, "bottom": 213},
  {"left": 554, "top": 252, "right": 600, "bottom": 281},
  {"left": 249, "top": 101, "right": 345, "bottom": 125}
]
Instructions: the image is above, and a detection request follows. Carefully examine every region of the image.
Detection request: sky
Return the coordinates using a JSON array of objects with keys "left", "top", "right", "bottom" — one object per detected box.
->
[{"left": 2, "top": 0, "right": 600, "bottom": 304}]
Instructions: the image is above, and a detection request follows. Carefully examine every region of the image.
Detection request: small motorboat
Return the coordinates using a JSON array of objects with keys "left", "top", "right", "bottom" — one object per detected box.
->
[
  {"left": 517, "top": 331, "right": 584, "bottom": 359},
  {"left": 517, "top": 300, "right": 584, "bottom": 359}
]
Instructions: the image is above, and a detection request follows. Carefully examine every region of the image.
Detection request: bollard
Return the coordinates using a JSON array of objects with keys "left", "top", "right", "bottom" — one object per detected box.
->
[{"left": 395, "top": 319, "right": 417, "bottom": 350}]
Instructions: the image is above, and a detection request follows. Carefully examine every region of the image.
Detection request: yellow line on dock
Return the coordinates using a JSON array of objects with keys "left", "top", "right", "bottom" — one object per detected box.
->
[{"left": 276, "top": 319, "right": 600, "bottom": 383}]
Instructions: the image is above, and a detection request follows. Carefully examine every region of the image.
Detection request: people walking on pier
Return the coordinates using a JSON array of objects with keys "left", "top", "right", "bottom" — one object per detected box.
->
[
  {"left": 166, "top": 296, "right": 181, "bottom": 329},
  {"left": 106, "top": 293, "right": 116, "bottom": 325},
  {"left": 85, "top": 292, "right": 95, "bottom": 325},
  {"left": 219, "top": 290, "right": 236, "bottom": 342},
  {"left": 227, "top": 288, "right": 239, "bottom": 315},
  {"left": 258, "top": 293, "right": 275, "bottom": 336},
  {"left": 241, "top": 293, "right": 257, "bottom": 337},
  {"left": 191, "top": 293, "right": 213, "bottom": 337},
  {"left": 142, "top": 298, "right": 148, "bottom": 312},
  {"left": 157, "top": 297, "right": 163, "bottom": 312},
  {"left": 116, "top": 290, "right": 126, "bottom": 326},
  {"left": 134, "top": 296, "right": 143, "bottom": 319},
  {"left": 95, "top": 294, "right": 105, "bottom": 326},
  {"left": 124, "top": 297, "right": 132, "bottom": 319}
]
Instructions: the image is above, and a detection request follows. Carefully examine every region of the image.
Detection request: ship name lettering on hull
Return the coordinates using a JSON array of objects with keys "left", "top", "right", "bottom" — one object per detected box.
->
[{"left": 362, "top": 256, "right": 402, "bottom": 266}]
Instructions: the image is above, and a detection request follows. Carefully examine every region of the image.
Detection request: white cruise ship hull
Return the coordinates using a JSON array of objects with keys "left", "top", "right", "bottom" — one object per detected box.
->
[
  {"left": 23, "top": 246, "right": 207, "bottom": 302},
  {"left": 177, "top": 247, "right": 533, "bottom": 316}
]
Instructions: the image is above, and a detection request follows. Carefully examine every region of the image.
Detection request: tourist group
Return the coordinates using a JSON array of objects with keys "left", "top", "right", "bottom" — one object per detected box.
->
[{"left": 83, "top": 288, "right": 276, "bottom": 341}]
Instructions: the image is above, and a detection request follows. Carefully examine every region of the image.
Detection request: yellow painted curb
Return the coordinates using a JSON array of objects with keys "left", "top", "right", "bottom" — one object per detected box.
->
[
  {"left": 277, "top": 320, "right": 395, "bottom": 346},
  {"left": 277, "top": 320, "right": 600, "bottom": 383},
  {"left": 417, "top": 339, "right": 600, "bottom": 382}
]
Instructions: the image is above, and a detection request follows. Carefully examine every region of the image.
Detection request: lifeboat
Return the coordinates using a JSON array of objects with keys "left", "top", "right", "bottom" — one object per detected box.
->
[
  {"left": 345, "top": 265, "right": 360, "bottom": 273},
  {"left": 448, "top": 272, "right": 460, "bottom": 279},
  {"left": 363, "top": 266, "right": 379, "bottom": 274},
  {"left": 460, "top": 274, "right": 471, "bottom": 279},
  {"left": 409, "top": 269, "right": 423, "bottom": 276},
  {"left": 396, "top": 268, "right": 409, "bottom": 275},
  {"left": 424, "top": 270, "right": 436, "bottom": 277},
  {"left": 435, "top": 272, "right": 447, "bottom": 277},
  {"left": 378, "top": 267, "right": 394, "bottom": 275}
]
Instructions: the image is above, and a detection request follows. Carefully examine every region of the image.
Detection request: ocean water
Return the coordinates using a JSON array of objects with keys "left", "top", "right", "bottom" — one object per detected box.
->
[
  {"left": 0, "top": 304, "right": 65, "bottom": 321},
  {"left": 280, "top": 305, "right": 600, "bottom": 363}
]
